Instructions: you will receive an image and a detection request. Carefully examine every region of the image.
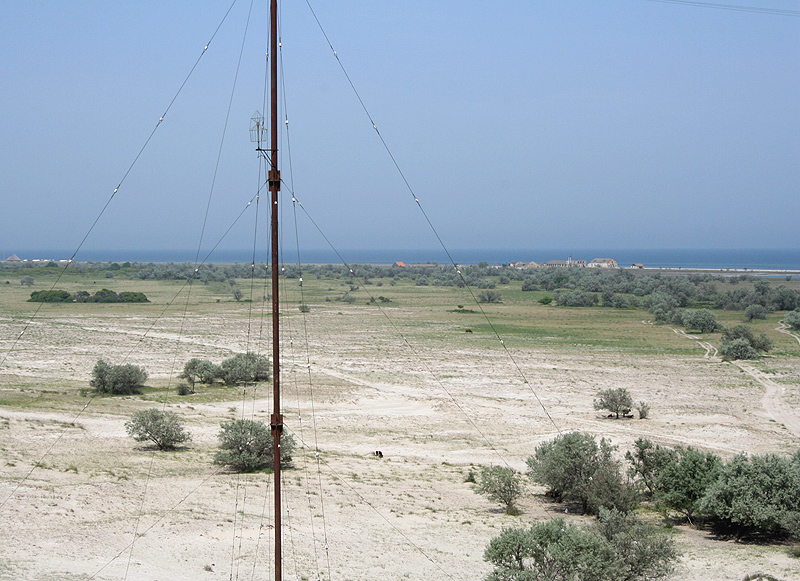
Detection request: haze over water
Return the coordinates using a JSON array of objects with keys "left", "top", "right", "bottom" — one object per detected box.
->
[{"left": 7, "top": 248, "right": 800, "bottom": 271}]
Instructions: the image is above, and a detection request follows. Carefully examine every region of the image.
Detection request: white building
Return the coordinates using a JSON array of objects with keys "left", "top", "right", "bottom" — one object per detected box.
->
[{"left": 587, "top": 258, "right": 618, "bottom": 268}]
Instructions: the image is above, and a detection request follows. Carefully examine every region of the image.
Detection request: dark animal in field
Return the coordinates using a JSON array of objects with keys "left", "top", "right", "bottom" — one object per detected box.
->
[
  {"left": 374, "top": 450, "right": 383, "bottom": 458},
  {"left": 465, "top": 329, "right": 473, "bottom": 333},
  {"left": 607, "top": 414, "right": 614, "bottom": 418}
]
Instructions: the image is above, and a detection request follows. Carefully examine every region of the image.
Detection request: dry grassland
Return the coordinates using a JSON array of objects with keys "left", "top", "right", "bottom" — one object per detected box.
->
[{"left": 1, "top": 271, "right": 799, "bottom": 580}]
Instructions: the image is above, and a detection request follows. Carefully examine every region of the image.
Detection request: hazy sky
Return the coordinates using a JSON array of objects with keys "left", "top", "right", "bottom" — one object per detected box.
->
[{"left": 1, "top": 1, "right": 798, "bottom": 259}]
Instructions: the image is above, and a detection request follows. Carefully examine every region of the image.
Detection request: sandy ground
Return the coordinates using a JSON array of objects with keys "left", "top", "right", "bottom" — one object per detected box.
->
[{"left": 1, "top": 306, "right": 799, "bottom": 580}]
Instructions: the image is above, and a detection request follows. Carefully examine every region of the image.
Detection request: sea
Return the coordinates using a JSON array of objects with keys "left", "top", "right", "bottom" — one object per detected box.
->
[{"left": 7, "top": 248, "right": 800, "bottom": 271}]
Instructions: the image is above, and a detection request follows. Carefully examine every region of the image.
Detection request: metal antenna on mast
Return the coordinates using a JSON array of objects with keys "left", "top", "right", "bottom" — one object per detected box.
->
[{"left": 250, "top": 111, "right": 267, "bottom": 149}]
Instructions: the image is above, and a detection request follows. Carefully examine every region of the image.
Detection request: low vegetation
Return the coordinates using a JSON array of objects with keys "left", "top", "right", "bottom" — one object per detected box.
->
[
  {"left": 526, "top": 432, "right": 638, "bottom": 515},
  {"left": 594, "top": 388, "right": 634, "bottom": 419},
  {"left": 700, "top": 451, "right": 800, "bottom": 539},
  {"left": 720, "top": 324, "right": 774, "bottom": 360},
  {"left": 475, "top": 466, "right": 524, "bottom": 515},
  {"left": 626, "top": 438, "right": 721, "bottom": 523},
  {"left": 125, "top": 408, "right": 191, "bottom": 450},
  {"left": 484, "top": 508, "right": 678, "bottom": 581},
  {"left": 28, "top": 288, "right": 149, "bottom": 303},
  {"left": 523, "top": 433, "right": 800, "bottom": 542},
  {"left": 91, "top": 360, "right": 148, "bottom": 395},
  {"left": 213, "top": 419, "right": 295, "bottom": 472},
  {"left": 785, "top": 309, "right": 800, "bottom": 330},
  {"left": 180, "top": 352, "right": 271, "bottom": 387}
]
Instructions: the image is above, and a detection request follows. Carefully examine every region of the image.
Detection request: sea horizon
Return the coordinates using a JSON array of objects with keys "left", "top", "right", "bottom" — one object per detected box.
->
[{"left": 4, "top": 247, "right": 800, "bottom": 271}]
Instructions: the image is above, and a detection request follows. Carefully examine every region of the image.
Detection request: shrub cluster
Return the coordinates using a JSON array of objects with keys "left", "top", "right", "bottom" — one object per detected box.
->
[
  {"left": 73, "top": 288, "right": 149, "bottom": 303},
  {"left": 783, "top": 309, "right": 800, "bottom": 331},
  {"left": 484, "top": 509, "right": 678, "bottom": 581},
  {"left": 28, "top": 290, "right": 73, "bottom": 302},
  {"left": 678, "top": 308, "right": 722, "bottom": 334},
  {"left": 627, "top": 438, "right": 800, "bottom": 539},
  {"left": 29, "top": 289, "right": 149, "bottom": 303},
  {"left": 180, "top": 352, "right": 271, "bottom": 388},
  {"left": 719, "top": 324, "right": 773, "bottom": 360},
  {"left": 91, "top": 359, "right": 148, "bottom": 394},
  {"left": 519, "top": 432, "right": 800, "bottom": 542},
  {"left": 527, "top": 432, "right": 638, "bottom": 516}
]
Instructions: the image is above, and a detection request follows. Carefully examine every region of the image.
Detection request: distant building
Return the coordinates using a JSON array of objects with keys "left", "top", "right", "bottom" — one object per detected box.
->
[
  {"left": 5, "top": 254, "right": 21, "bottom": 262},
  {"left": 631, "top": 263, "right": 644, "bottom": 269},
  {"left": 512, "top": 261, "right": 540, "bottom": 269},
  {"left": 588, "top": 258, "right": 618, "bottom": 268},
  {"left": 545, "top": 258, "right": 586, "bottom": 268},
  {"left": 393, "top": 261, "right": 406, "bottom": 268}
]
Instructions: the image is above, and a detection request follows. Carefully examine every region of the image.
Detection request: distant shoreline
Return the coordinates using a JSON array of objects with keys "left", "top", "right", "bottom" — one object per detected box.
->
[
  {"left": 640, "top": 267, "right": 800, "bottom": 275},
  {"left": 4, "top": 248, "right": 800, "bottom": 272}
]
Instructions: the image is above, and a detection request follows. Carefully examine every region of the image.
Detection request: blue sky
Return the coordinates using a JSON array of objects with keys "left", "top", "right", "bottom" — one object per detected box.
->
[{"left": 1, "top": 1, "right": 798, "bottom": 259}]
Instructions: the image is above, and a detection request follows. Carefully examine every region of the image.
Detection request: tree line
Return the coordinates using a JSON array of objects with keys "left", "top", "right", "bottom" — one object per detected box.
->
[
  {"left": 8, "top": 260, "right": 800, "bottom": 316},
  {"left": 28, "top": 288, "right": 149, "bottom": 303}
]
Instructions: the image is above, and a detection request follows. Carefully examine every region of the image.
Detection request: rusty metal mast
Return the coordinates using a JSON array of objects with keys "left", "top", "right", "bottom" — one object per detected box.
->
[{"left": 268, "top": 0, "right": 282, "bottom": 577}]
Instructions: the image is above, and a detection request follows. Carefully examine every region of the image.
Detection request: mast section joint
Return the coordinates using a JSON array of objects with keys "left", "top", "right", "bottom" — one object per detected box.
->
[
  {"left": 268, "top": 169, "right": 280, "bottom": 189},
  {"left": 271, "top": 413, "right": 284, "bottom": 435}
]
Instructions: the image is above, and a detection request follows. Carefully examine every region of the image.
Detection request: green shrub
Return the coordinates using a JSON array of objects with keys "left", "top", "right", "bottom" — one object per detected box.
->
[
  {"left": 181, "top": 358, "right": 222, "bottom": 387},
  {"left": 213, "top": 419, "right": 295, "bottom": 472},
  {"left": 720, "top": 338, "right": 758, "bottom": 361},
  {"left": 784, "top": 309, "right": 800, "bottom": 331},
  {"left": 657, "top": 447, "right": 722, "bottom": 523},
  {"left": 176, "top": 382, "right": 193, "bottom": 396},
  {"left": 116, "top": 291, "right": 149, "bottom": 303},
  {"left": 745, "top": 304, "right": 768, "bottom": 322},
  {"left": 125, "top": 408, "right": 191, "bottom": 450},
  {"left": 527, "top": 431, "right": 638, "bottom": 515},
  {"left": 28, "top": 290, "right": 73, "bottom": 302},
  {"left": 700, "top": 452, "right": 800, "bottom": 539},
  {"left": 90, "top": 359, "right": 147, "bottom": 394},
  {"left": 594, "top": 388, "right": 633, "bottom": 419},
  {"left": 483, "top": 509, "right": 678, "bottom": 581},
  {"left": 625, "top": 438, "right": 678, "bottom": 497},
  {"left": 681, "top": 308, "right": 722, "bottom": 333},
  {"left": 720, "top": 325, "right": 773, "bottom": 360},
  {"left": 475, "top": 466, "right": 524, "bottom": 515},
  {"left": 478, "top": 290, "right": 502, "bottom": 303},
  {"left": 220, "top": 352, "right": 271, "bottom": 386},
  {"left": 554, "top": 289, "right": 598, "bottom": 307}
]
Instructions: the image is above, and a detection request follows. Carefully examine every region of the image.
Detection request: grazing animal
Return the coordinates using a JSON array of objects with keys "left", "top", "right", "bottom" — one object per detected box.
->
[
  {"left": 465, "top": 329, "right": 473, "bottom": 333},
  {"left": 374, "top": 450, "right": 383, "bottom": 458}
]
